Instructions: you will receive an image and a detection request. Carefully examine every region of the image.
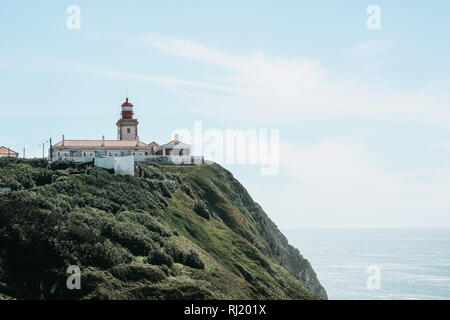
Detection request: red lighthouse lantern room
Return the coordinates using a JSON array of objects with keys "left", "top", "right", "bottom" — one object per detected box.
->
[{"left": 121, "top": 98, "right": 134, "bottom": 119}]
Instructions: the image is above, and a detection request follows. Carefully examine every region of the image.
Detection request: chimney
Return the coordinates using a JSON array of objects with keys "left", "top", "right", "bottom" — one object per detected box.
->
[
  {"left": 102, "top": 135, "right": 105, "bottom": 147},
  {"left": 62, "top": 134, "right": 65, "bottom": 146},
  {"left": 174, "top": 134, "right": 179, "bottom": 143}
]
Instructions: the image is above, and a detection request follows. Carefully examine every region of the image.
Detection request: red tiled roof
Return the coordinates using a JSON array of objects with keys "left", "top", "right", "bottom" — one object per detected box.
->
[
  {"left": 53, "top": 140, "right": 148, "bottom": 147},
  {"left": 148, "top": 141, "right": 160, "bottom": 147},
  {"left": 0, "top": 146, "right": 19, "bottom": 155}
]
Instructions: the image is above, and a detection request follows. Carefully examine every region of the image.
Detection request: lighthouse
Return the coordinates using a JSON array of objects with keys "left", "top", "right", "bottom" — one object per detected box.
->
[
  {"left": 116, "top": 98, "right": 139, "bottom": 141},
  {"left": 51, "top": 96, "right": 194, "bottom": 163}
]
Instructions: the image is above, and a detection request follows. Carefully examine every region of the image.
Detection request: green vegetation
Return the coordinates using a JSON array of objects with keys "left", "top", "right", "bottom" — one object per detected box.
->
[
  {"left": 0, "top": 158, "right": 326, "bottom": 300},
  {"left": 193, "top": 200, "right": 211, "bottom": 220}
]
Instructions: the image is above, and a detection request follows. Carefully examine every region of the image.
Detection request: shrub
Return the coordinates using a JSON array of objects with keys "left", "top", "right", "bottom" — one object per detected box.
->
[
  {"left": 163, "top": 242, "right": 204, "bottom": 269},
  {"left": 0, "top": 161, "right": 53, "bottom": 190},
  {"left": 181, "top": 183, "right": 194, "bottom": 199},
  {"left": 184, "top": 250, "right": 205, "bottom": 269},
  {"left": 50, "top": 160, "right": 78, "bottom": 171},
  {"left": 116, "top": 211, "right": 170, "bottom": 237},
  {"left": 70, "top": 209, "right": 159, "bottom": 256},
  {"left": 164, "top": 242, "right": 186, "bottom": 263},
  {"left": 159, "top": 181, "right": 174, "bottom": 198},
  {"left": 146, "top": 249, "right": 174, "bottom": 268},
  {"left": 194, "top": 200, "right": 210, "bottom": 220},
  {"left": 109, "top": 264, "right": 166, "bottom": 282}
]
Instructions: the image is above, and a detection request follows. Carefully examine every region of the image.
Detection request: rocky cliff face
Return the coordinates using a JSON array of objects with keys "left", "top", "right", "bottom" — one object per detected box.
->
[
  {"left": 0, "top": 158, "right": 326, "bottom": 300},
  {"left": 180, "top": 163, "right": 327, "bottom": 299},
  {"left": 252, "top": 203, "right": 327, "bottom": 299}
]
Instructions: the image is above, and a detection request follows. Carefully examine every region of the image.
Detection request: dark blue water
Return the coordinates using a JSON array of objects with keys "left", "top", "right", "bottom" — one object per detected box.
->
[{"left": 283, "top": 228, "right": 450, "bottom": 300}]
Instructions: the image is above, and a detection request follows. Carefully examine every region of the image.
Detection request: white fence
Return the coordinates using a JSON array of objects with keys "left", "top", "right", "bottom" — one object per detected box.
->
[
  {"left": 138, "top": 155, "right": 204, "bottom": 165},
  {"left": 52, "top": 155, "right": 204, "bottom": 165}
]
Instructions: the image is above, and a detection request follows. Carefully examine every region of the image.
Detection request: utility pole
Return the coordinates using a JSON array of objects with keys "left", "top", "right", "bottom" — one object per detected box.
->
[
  {"left": 49, "top": 138, "right": 52, "bottom": 162},
  {"left": 23, "top": 147, "right": 25, "bottom": 159},
  {"left": 39, "top": 140, "right": 49, "bottom": 159}
]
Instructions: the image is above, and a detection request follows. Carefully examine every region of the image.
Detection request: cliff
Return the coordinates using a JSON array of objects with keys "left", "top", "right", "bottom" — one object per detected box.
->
[{"left": 0, "top": 158, "right": 327, "bottom": 300}]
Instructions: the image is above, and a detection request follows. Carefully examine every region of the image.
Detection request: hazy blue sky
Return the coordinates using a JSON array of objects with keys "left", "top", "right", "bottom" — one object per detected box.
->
[{"left": 1, "top": 1, "right": 450, "bottom": 228}]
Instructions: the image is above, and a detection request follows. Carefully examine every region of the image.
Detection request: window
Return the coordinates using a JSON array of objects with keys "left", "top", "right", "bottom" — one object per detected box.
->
[{"left": 127, "top": 128, "right": 131, "bottom": 133}]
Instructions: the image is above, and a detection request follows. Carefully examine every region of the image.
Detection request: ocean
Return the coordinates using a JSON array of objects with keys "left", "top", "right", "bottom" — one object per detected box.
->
[{"left": 283, "top": 228, "right": 450, "bottom": 300}]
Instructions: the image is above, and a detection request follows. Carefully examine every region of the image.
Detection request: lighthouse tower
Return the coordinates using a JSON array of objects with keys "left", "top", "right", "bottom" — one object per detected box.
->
[{"left": 116, "top": 98, "right": 139, "bottom": 141}]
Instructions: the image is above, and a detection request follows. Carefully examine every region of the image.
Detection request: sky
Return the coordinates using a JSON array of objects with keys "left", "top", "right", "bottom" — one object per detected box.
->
[{"left": 1, "top": 1, "right": 450, "bottom": 229}]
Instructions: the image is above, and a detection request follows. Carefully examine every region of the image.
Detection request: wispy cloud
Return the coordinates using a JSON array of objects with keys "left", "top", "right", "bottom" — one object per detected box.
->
[
  {"left": 342, "top": 40, "right": 394, "bottom": 72},
  {"left": 344, "top": 40, "right": 392, "bottom": 60},
  {"left": 139, "top": 35, "right": 450, "bottom": 125}
]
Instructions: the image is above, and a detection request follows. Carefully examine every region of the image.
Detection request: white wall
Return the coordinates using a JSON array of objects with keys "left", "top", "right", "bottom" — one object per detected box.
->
[
  {"left": 94, "top": 156, "right": 134, "bottom": 175},
  {"left": 114, "top": 156, "right": 135, "bottom": 175},
  {"left": 94, "top": 157, "right": 115, "bottom": 170},
  {"left": 0, "top": 154, "right": 18, "bottom": 158}
]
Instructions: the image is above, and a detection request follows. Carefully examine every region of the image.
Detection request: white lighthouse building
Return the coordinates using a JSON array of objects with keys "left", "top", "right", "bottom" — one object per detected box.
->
[{"left": 51, "top": 98, "right": 196, "bottom": 163}]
